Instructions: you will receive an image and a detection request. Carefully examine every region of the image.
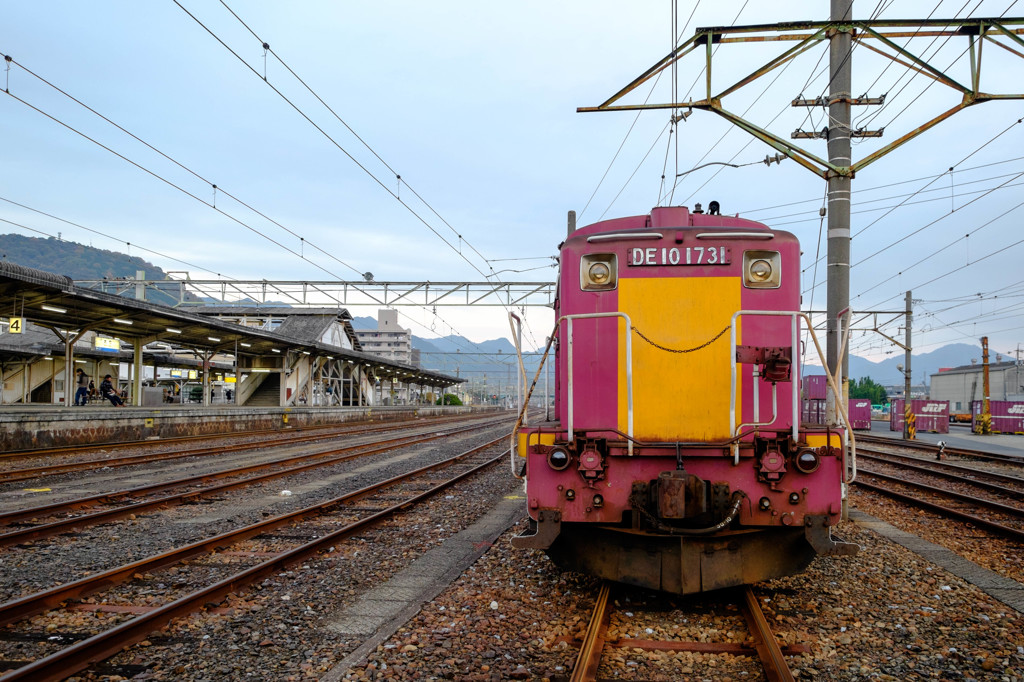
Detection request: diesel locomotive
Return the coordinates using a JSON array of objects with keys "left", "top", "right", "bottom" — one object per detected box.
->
[{"left": 512, "top": 204, "right": 858, "bottom": 595}]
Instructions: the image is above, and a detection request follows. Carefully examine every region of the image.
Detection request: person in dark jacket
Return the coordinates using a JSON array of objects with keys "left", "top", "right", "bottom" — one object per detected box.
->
[
  {"left": 100, "top": 374, "right": 124, "bottom": 407},
  {"left": 74, "top": 368, "right": 89, "bottom": 406}
]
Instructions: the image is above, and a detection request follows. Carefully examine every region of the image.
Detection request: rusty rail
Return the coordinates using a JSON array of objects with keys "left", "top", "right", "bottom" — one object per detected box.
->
[
  {"left": 0, "top": 419, "right": 505, "bottom": 547},
  {"left": 569, "top": 582, "right": 800, "bottom": 681},
  {"left": 0, "top": 438, "right": 509, "bottom": 680},
  {"left": 0, "top": 413, "right": 503, "bottom": 483},
  {"left": 854, "top": 476, "right": 1024, "bottom": 542}
]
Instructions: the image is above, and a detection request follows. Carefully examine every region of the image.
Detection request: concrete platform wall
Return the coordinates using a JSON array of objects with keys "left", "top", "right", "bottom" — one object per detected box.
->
[{"left": 0, "top": 405, "right": 499, "bottom": 451}]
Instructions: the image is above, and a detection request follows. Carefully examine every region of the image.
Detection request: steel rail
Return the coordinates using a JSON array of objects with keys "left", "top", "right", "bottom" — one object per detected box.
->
[
  {"left": 569, "top": 581, "right": 611, "bottom": 682},
  {"left": 858, "top": 451, "right": 1024, "bottom": 497},
  {"left": 0, "top": 413, "right": 500, "bottom": 484},
  {"left": 0, "top": 414, "right": 508, "bottom": 525},
  {"left": 857, "top": 435, "right": 1024, "bottom": 466},
  {"left": 0, "top": 417, "right": 390, "bottom": 460},
  {"left": 854, "top": 479, "right": 1024, "bottom": 543},
  {"left": 858, "top": 468, "right": 1024, "bottom": 521},
  {"left": 739, "top": 586, "right": 796, "bottom": 682},
  {"left": 0, "top": 440, "right": 509, "bottom": 681},
  {"left": 568, "top": 582, "right": 800, "bottom": 681},
  {"left": 0, "top": 419, "right": 505, "bottom": 547}
]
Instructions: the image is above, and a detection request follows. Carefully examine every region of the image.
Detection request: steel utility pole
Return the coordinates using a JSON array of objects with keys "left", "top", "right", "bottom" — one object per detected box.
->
[
  {"left": 826, "top": 0, "right": 854, "bottom": 426},
  {"left": 980, "top": 336, "right": 992, "bottom": 434},
  {"left": 904, "top": 291, "right": 912, "bottom": 440},
  {"left": 579, "top": 9, "right": 1024, "bottom": 422}
]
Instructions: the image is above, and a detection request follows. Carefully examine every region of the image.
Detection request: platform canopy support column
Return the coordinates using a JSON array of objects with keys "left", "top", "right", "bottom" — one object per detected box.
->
[{"left": 133, "top": 338, "right": 144, "bottom": 407}]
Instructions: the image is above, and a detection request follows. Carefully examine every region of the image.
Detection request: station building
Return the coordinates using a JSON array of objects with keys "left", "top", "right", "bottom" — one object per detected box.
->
[{"left": 0, "top": 262, "right": 461, "bottom": 410}]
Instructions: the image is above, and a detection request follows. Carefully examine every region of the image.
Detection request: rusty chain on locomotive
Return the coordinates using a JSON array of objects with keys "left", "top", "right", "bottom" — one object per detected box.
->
[{"left": 631, "top": 325, "right": 731, "bottom": 354}]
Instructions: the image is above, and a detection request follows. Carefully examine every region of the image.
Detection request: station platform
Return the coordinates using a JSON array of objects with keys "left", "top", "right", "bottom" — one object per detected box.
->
[
  {"left": 860, "top": 419, "right": 1024, "bottom": 459},
  {"left": 0, "top": 404, "right": 501, "bottom": 451}
]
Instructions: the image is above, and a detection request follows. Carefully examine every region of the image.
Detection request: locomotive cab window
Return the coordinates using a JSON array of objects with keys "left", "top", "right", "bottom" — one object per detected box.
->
[
  {"left": 742, "top": 250, "right": 781, "bottom": 289},
  {"left": 580, "top": 253, "right": 617, "bottom": 291}
]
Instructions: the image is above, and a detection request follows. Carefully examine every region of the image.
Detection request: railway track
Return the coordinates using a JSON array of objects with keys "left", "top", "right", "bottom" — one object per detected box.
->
[
  {"left": 857, "top": 434, "right": 1024, "bottom": 467},
  {"left": 854, "top": 447, "right": 1024, "bottom": 543},
  {"left": 0, "top": 418, "right": 504, "bottom": 547},
  {"left": 0, "top": 435, "right": 510, "bottom": 680},
  {"left": 0, "top": 413, "right": 502, "bottom": 483},
  {"left": 569, "top": 582, "right": 805, "bottom": 681}
]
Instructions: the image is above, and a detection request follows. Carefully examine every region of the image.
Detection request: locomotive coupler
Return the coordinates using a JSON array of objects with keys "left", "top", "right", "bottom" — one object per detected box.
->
[{"left": 653, "top": 470, "right": 708, "bottom": 519}]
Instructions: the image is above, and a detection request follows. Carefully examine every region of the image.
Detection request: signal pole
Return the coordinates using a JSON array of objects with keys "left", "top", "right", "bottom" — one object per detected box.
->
[{"left": 826, "top": 0, "right": 854, "bottom": 426}]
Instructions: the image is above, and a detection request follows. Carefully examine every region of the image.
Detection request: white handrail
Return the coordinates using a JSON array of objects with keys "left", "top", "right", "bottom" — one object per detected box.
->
[
  {"left": 728, "top": 310, "right": 856, "bottom": 483},
  {"left": 564, "top": 312, "right": 634, "bottom": 456}
]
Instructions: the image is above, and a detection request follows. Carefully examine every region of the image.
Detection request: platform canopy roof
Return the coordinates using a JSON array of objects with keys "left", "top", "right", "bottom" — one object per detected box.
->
[{"left": 0, "top": 262, "right": 462, "bottom": 387}]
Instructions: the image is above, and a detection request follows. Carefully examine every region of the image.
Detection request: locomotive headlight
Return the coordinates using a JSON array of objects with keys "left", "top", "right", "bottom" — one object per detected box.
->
[
  {"left": 749, "top": 259, "right": 772, "bottom": 281},
  {"left": 580, "top": 254, "right": 617, "bottom": 291},
  {"left": 795, "top": 449, "right": 820, "bottom": 474},
  {"left": 743, "top": 250, "right": 781, "bottom": 289},
  {"left": 547, "top": 446, "right": 571, "bottom": 471},
  {"left": 589, "top": 262, "right": 611, "bottom": 285}
]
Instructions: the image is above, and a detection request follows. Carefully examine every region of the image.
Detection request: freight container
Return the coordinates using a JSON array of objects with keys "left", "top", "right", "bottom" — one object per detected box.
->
[
  {"left": 971, "top": 400, "right": 1024, "bottom": 434},
  {"left": 848, "top": 399, "right": 872, "bottom": 430},
  {"left": 890, "top": 399, "right": 949, "bottom": 433},
  {"left": 802, "top": 374, "right": 828, "bottom": 400},
  {"left": 802, "top": 398, "right": 826, "bottom": 425}
]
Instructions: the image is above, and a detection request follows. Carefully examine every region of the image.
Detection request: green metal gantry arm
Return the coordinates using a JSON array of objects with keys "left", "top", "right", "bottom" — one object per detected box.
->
[{"left": 578, "top": 18, "right": 1024, "bottom": 179}]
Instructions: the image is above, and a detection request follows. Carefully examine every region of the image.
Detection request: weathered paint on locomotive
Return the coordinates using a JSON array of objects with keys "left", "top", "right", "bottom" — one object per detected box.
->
[{"left": 514, "top": 205, "right": 855, "bottom": 594}]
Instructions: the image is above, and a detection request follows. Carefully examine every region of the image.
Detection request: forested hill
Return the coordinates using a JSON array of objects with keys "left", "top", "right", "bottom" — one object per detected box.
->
[{"left": 0, "top": 233, "right": 167, "bottom": 281}]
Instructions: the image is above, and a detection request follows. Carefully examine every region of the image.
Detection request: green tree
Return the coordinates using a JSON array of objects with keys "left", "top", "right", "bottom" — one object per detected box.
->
[
  {"left": 849, "top": 376, "right": 887, "bottom": 404},
  {"left": 436, "top": 393, "right": 463, "bottom": 405}
]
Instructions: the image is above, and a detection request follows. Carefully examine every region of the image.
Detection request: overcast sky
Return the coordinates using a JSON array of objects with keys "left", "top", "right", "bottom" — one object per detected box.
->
[{"left": 3, "top": 1, "right": 1024, "bottom": 364}]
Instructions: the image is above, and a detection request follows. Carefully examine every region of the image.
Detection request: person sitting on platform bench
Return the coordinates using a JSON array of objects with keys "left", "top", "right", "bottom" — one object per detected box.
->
[{"left": 100, "top": 374, "right": 125, "bottom": 407}]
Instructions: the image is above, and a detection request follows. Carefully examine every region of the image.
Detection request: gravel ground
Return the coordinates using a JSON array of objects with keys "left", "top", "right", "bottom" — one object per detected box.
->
[
  {"left": 852, "top": 486, "right": 1024, "bottom": 585},
  {"left": 7, "top": 431, "right": 1024, "bottom": 680},
  {"left": 342, "top": 509, "right": 1024, "bottom": 681},
  {"left": 0, "top": 416, "right": 500, "bottom": 513},
  {"left": 0, "top": 423, "right": 507, "bottom": 603},
  {"left": 71, "top": 459, "right": 522, "bottom": 680}
]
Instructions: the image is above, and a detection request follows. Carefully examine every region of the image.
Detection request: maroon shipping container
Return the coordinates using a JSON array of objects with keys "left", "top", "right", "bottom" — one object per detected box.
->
[
  {"left": 890, "top": 399, "right": 949, "bottom": 433},
  {"left": 848, "top": 399, "right": 872, "bottom": 430},
  {"left": 972, "top": 400, "right": 1024, "bottom": 434},
  {"left": 802, "top": 398, "right": 826, "bottom": 425},
  {"left": 803, "top": 374, "right": 828, "bottom": 400}
]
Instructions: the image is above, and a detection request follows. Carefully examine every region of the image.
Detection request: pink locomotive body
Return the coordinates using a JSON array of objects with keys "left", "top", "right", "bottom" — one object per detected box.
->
[{"left": 513, "top": 206, "right": 856, "bottom": 594}]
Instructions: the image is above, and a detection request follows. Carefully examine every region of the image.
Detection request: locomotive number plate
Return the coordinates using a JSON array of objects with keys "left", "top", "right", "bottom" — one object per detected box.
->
[{"left": 628, "top": 246, "right": 730, "bottom": 267}]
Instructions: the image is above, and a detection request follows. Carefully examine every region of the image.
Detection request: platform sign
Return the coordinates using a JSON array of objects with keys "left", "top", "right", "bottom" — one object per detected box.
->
[
  {"left": 187, "top": 370, "right": 198, "bottom": 380},
  {"left": 95, "top": 336, "right": 120, "bottom": 352},
  {"left": 7, "top": 318, "right": 23, "bottom": 334},
  {"left": 170, "top": 369, "right": 182, "bottom": 378}
]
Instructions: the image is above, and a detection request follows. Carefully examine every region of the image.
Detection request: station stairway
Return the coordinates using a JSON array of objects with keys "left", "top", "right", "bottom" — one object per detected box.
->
[{"left": 244, "top": 373, "right": 280, "bottom": 407}]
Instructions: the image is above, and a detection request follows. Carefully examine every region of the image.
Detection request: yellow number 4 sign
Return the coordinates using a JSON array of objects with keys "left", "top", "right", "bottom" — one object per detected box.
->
[{"left": 7, "top": 317, "right": 23, "bottom": 334}]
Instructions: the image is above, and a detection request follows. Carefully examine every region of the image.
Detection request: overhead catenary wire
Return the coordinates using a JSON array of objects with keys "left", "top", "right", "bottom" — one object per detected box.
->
[
  {"left": 759, "top": 169, "right": 1024, "bottom": 224},
  {"left": 801, "top": 114, "right": 1024, "bottom": 293},
  {"left": 0, "top": 56, "right": 509, "bottom": 367},
  {"left": 0, "top": 197, "right": 225, "bottom": 279},
  {"left": 181, "top": 1, "right": 547, "bottom": 352},
  {"left": 738, "top": 153, "right": 1024, "bottom": 216}
]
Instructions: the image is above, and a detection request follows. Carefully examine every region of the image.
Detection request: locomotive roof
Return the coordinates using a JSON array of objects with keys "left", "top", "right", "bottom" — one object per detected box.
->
[{"left": 573, "top": 206, "right": 770, "bottom": 237}]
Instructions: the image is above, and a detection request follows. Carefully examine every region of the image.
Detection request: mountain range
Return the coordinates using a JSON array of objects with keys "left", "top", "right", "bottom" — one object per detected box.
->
[
  {"left": 3, "top": 233, "right": 989, "bottom": 389},
  {"left": 802, "top": 342, "right": 984, "bottom": 386}
]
